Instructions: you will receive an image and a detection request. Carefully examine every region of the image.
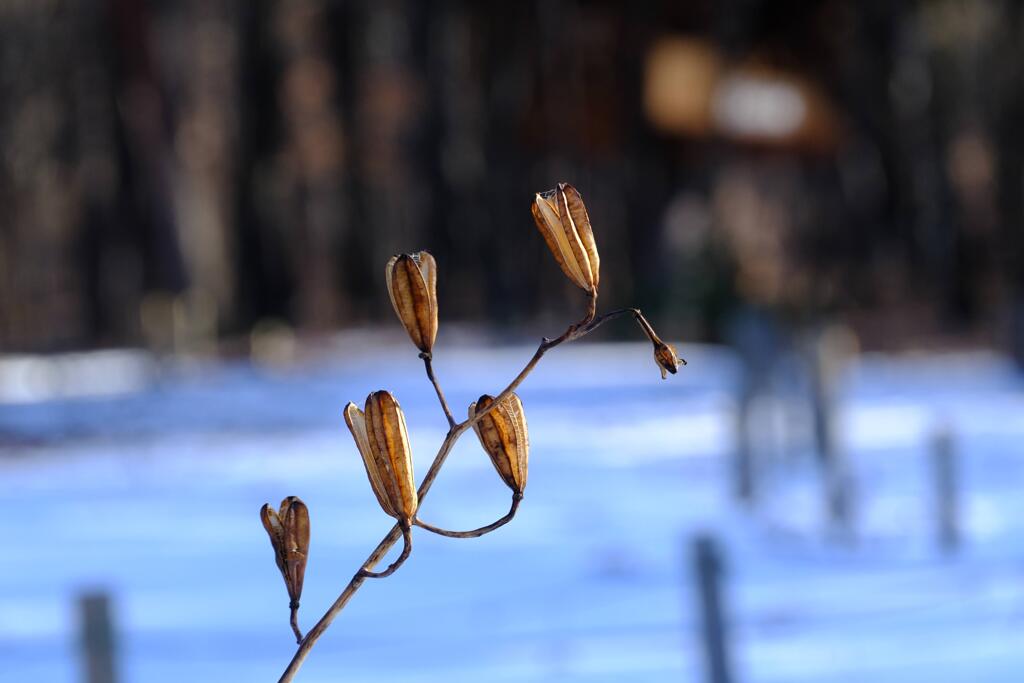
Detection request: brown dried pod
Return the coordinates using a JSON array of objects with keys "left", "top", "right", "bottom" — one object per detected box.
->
[
  {"left": 385, "top": 252, "right": 438, "bottom": 354},
  {"left": 630, "top": 310, "right": 686, "bottom": 380},
  {"left": 532, "top": 183, "right": 601, "bottom": 294},
  {"left": 344, "top": 391, "right": 418, "bottom": 522},
  {"left": 260, "top": 496, "right": 310, "bottom": 641},
  {"left": 653, "top": 340, "right": 685, "bottom": 379},
  {"left": 468, "top": 393, "right": 529, "bottom": 495}
]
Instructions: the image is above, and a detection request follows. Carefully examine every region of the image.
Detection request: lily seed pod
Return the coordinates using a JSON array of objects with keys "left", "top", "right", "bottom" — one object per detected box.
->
[
  {"left": 344, "top": 391, "right": 418, "bottom": 522},
  {"left": 385, "top": 251, "right": 438, "bottom": 354},
  {"left": 260, "top": 496, "right": 310, "bottom": 634},
  {"left": 653, "top": 339, "right": 685, "bottom": 379},
  {"left": 468, "top": 393, "right": 529, "bottom": 495},
  {"left": 532, "top": 183, "right": 601, "bottom": 294},
  {"left": 631, "top": 310, "right": 686, "bottom": 380}
]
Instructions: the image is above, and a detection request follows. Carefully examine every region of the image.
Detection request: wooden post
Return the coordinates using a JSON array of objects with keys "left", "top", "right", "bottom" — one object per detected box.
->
[
  {"left": 932, "top": 427, "right": 959, "bottom": 552},
  {"left": 734, "top": 394, "right": 756, "bottom": 505},
  {"left": 811, "top": 324, "right": 857, "bottom": 537},
  {"left": 692, "top": 534, "right": 733, "bottom": 683},
  {"left": 79, "top": 592, "right": 117, "bottom": 683}
]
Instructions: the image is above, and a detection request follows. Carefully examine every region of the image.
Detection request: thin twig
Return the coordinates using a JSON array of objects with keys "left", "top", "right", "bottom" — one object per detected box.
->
[
  {"left": 289, "top": 603, "right": 302, "bottom": 644},
  {"left": 583, "top": 307, "right": 687, "bottom": 365},
  {"left": 414, "top": 492, "right": 523, "bottom": 538},
  {"left": 278, "top": 294, "right": 652, "bottom": 683},
  {"left": 585, "top": 307, "right": 650, "bottom": 339},
  {"left": 420, "top": 352, "right": 456, "bottom": 428},
  {"left": 357, "top": 523, "right": 412, "bottom": 579}
]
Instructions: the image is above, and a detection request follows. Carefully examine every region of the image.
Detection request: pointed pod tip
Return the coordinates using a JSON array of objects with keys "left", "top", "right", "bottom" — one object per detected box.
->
[
  {"left": 260, "top": 503, "right": 285, "bottom": 547},
  {"left": 368, "top": 389, "right": 398, "bottom": 405},
  {"left": 342, "top": 402, "right": 362, "bottom": 428}
]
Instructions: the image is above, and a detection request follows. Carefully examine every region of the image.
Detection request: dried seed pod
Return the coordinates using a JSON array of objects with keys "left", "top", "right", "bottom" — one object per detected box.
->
[
  {"left": 468, "top": 393, "right": 529, "bottom": 495},
  {"left": 344, "top": 391, "right": 418, "bottom": 522},
  {"left": 532, "top": 183, "right": 600, "bottom": 294},
  {"left": 653, "top": 340, "right": 684, "bottom": 379},
  {"left": 385, "top": 252, "right": 438, "bottom": 354},
  {"left": 630, "top": 310, "right": 686, "bottom": 380},
  {"left": 260, "top": 496, "right": 310, "bottom": 610}
]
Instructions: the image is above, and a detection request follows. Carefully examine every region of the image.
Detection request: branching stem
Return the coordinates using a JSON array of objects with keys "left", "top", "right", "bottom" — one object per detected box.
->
[
  {"left": 289, "top": 603, "right": 302, "bottom": 644},
  {"left": 420, "top": 352, "right": 456, "bottom": 428},
  {"left": 356, "top": 522, "right": 412, "bottom": 579},
  {"left": 414, "top": 492, "right": 522, "bottom": 538},
  {"left": 277, "top": 290, "right": 665, "bottom": 682}
]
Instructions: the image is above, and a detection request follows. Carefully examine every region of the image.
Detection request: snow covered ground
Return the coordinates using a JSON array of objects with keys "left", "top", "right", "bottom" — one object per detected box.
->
[{"left": 1, "top": 341, "right": 1023, "bottom": 682}]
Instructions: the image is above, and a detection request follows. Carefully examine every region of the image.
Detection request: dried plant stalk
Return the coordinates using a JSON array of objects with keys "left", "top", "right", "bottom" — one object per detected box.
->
[
  {"left": 269, "top": 184, "right": 683, "bottom": 682},
  {"left": 276, "top": 306, "right": 676, "bottom": 682}
]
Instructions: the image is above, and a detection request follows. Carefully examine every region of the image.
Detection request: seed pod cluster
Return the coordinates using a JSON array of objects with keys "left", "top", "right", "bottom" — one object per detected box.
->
[
  {"left": 385, "top": 251, "right": 438, "bottom": 354},
  {"left": 260, "top": 496, "right": 310, "bottom": 610},
  {"left": 344, "top": 391, "right": 418, "bottom": 523},
  {"left": 532, "top": 183, "right": 601, "bottom": 294},
  {"left": 469, "top": 393, "right": 529, "bottom": 495},
  {"left": 257, "top": 182, "right": 686, "bottom": 669}
]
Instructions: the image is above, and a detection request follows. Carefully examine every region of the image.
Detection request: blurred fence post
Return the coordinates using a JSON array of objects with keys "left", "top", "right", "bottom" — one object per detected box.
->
[
  {"left": 811, "top": 324, "right": 857, "bottom": 538},
  {"left": 728, "top": 306, "right": 785, "bottom": 509},
  {"left": 811, "top": 364, "right": 849, "bottom": 534},
  {"left": 79, "top": 592, "right": 117, "bottom": 683},
  {"left": 1011, "top": 291, "right": 1024, "bottom": 371},
  {"left": 692, "top": 534, "right": 733, "bottom": 683},
  {"left": 734, "top": 401, "right": 756, "bottom": 505},
  {"left": 931, "top": 427, "right": 959, "bottom": 552}
]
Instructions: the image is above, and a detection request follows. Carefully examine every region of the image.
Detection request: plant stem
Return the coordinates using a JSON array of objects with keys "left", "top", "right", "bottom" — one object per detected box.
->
[
  {"left": 583, "top": 307, "right": 687, "bottom": 364},
  {"left": 357, "top": 523, "right": 412, "bottom": 579},
  {"left": 277, "top": 297, "right": 651, "bottom": 682},
  {"left": 414, "top": 492, "right": 522, "bottom": 538},
  {"left": 289, "top": 603, "right": 302, "bottom": 644},
  {"left": 588, "top": 307, "right": 651, "bottom": 339},
  {"left": 420, "top": 353, "right": 456, "bottom": 428}
]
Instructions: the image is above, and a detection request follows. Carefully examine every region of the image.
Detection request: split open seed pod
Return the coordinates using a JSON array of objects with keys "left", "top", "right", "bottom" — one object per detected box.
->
[
  {"left": 469, "top": 393, "right": 529, "bottom": 495},
  {"left": 260, "top": 496, "right": 310, "bottom": 608},
  {"left": 385, "top": 251, "right": 438, "bottom": 354},
  {"left": 532, "top": 183, "right": 600, "bottom": 294},
  {"left": 344, "top": 391, "right": 418, "bottom": 522}
]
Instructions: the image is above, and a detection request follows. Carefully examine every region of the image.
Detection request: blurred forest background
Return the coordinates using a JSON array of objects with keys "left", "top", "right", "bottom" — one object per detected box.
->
[
  {"left": 6, "top": 4, "right": 1024, "bottom": 682},
  {"left": 2, "top": 0, "right": 1024, "bottom": 362}
]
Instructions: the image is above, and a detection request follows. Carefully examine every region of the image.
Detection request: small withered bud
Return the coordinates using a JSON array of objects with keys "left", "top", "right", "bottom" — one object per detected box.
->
[
  {"left": 532, "top": 183, "right": 601, "bottom": 294},
  {"left": 469, "top": 393, "right": 529, "bottom": 496},
  {"left": 385, "top": 251, "right": 438, "bottom": 354},
  {"left": 632, "top": 311, "right": 686, "bottom": 379},
  {"left": 260, "top": 496, "right": 310, "bottom": 642},
  {"left": 344, "top": 391, "right": 418, "bottom": 523},
  {"left": 653, "top": 339, "right": 685, "bottom": 379}
]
